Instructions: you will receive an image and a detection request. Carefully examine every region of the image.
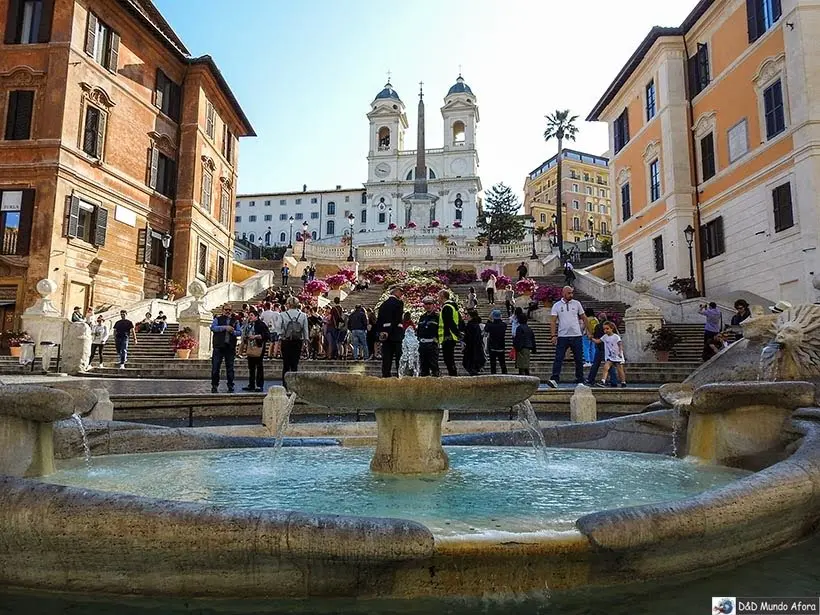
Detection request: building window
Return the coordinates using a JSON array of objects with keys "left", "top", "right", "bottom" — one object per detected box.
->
[
  {"left": 293, "top": 213, "right": 303, "bottom": 220},
  {"left": 248, "top": 233, "right": 255, "bottom": 243},
  {"left": 197, "top": 242, "right": 207, "bottom": 278},
  {"left": 378, "top": 212, "right": 386, "bottom": 224},
  {"left": 455, "top": 207, "right": 462, "bottom": 221},
  {"left": 613, "top": 108, "right": 630, "bottom": 153},
  {"left": 279, "top": 213, "right": 287, "bottom": 221},
  {"left": 219, "top": 189, "right": 230, "bottom": 227},
  {"left": 279, "top": 199, "right": 286, "bottom": 205},
  {"left": 586, "top": 202, "right": 594, "bottom": 212},
  {"left": 311, "top": 197, "right": 318, "bottom": 204},
  {"left": 572, "top": 183, "right": 579, "bottom": 192},
  {"left": 327, "top": 201, "right": 335, "bottom": 215},
  {"left": 217, "top": 254, "right": 226, "bottom": 283},
  {"left": 248, "top": 215, "right": 256, "bottom": 222},
  {"left": 620, "top": 183, "right": 631, "bottom": 221},
  {"left": 0, "top": 189, "right": 34, "bottom": 255},
  {"left": 601, "top": 221, "right": 608, "bottom": 235},
  {"left": 5, "top": 0, "right": 54, "bottom": 44},
  {"left": 688, "top": 44, "right": 710, "bottom": 97},
  {"left": 148, "top": 147, "right": 176, "bottom": 198},
  {"left": 84, "top": 12, "right": 119, "bottom": 73},
  {"left": 310, "top": 212, "right": 318, "bottom": 220},
  {"left": 585, "top": 186, "right": 593, "bottom": 195},
  {"left": 205, "top": 100, "right": 215, "bottom": 139},
  {"left": 649, "top": 159, "right": 661, "bottom": 202},
  {"left": 747, "top": 0, "right": 782, "bottom": 43},
  {"left": 294, "top": 198, "right": 301, "bottom": 205},
  {"left": 222, "top": 124, "right": 234, "bottom": 164},
  {"left": 81, "top": 104, "right": 107, "bottom": 159},
  {"left": 540, "top": 213, "right": 546, "bottom": 223},
  {"left": 700, "top": 133, "right": 716, "bottom": 182},
  {"left": 200, "top": 169, "right": 212, "bottom": 213},
  {"left": 646, "top": 80, "right": 656, "bottom": 121},
  {"left": 66, "top": 195, "right": 107, "bottom": 246},
  {"left": 652, "top": 235, "right": 665, "bottom": 271},
  {"left": 154, "top": 69, "right": 181, "bottom": 122},
  {"left": 572, "top": 200, "right": 579, "bottom": 210},
  {"left": 625, "top": 252, "right": 634, "bottom": 282},
  {"left": 361, "top": 209, "right": 367, "bottom": 224},
  {"left": 311, "top": 231, "right": 317, "bottom": 240},
  {"left": 763, "top": 80, "right": 786, "bottom": 140},
  {"left": 264, "top": 200, "right": 270, "bottom": 206},
  {"left": 4, "top": 90, "right": 34, "bottom": 140},
  {"left": 772, "top": 182, "right": 794, "bottom": 232},
  {"left": 263, "top": 214, "right": 271, "bottom": 221},
  {"left": 361, "top": 193, "right": 367, "bottom": 204},
  {"left": 700, "top": 217, "right": 725, "bottom": 260},
  {"left": 279, "top": 232, "right": 286, "bottom": 242},
  {"left": 583, "top": 173, "right": 590, "bottom": 182},
  {"left": 326, "top": 220, "right": 335, "bottom": 235},
  {"left": 599, "top": 204, "right": 607, "bottom": 214},
  {"left": 572, "top": 217, "right": 580, "bottom": 231},
  {"left": 235, "top": 216, "right": 241, "bottom": 223}
]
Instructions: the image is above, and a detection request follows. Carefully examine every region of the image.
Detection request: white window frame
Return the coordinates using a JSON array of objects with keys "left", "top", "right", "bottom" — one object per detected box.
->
[
  {"left": 693, "top": 111, "right": 717, "bottom": 184},
  {"left": 766, "top": 172, "right": 799, "bottom": 243},
  {"left": 753, "top": 54, "right": 789, "bottom": 144}
]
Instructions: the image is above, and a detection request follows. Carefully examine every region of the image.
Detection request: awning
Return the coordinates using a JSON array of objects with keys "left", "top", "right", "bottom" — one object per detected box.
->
[{"left": 0, "top": 301, "right": 15, "bottom": 307}]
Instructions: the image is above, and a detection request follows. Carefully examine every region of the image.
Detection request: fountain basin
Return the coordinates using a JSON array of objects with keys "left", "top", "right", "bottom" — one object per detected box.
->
[{"left": 285, "top": 373, "right": 539, "bottom": 474}]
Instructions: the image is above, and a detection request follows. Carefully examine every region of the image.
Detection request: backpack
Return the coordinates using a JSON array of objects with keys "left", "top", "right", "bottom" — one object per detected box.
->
[{"left": 282, "top": 312, "right": 304, "bottom": 341}]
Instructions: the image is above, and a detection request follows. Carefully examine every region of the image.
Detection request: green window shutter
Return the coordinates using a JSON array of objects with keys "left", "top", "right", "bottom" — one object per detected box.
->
[
  {"left": 5, "top": 0, "right": 21, "bottom": 44},
  {"left": 93, "top": 206, "right": 108, "bottom": 247},
  {"left": 84, "top": 11, "right": 97, "bottom": 56},
  {"left": 38, "top": 0, "right": 54, "bottom": 43},
  {"left": 148, "top": 146, "right": 159, "bottom": 189},
  {"left": 107, "top": 31, "right": 120, "bottom": 73},
  {"left": 154, "top": 69, "right": 165, "bottom": 110},
  {"left": 15, "top": 188, "right": 35, "bottom": 255},
  {"left": 66, "top": 195, "right": 80, "bottom": 238},
  {"left": 95, "top": 110, "right": 106, "bottom": 158}
]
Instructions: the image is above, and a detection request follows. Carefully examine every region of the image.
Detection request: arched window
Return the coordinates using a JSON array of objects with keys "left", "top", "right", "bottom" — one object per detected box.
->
[
  {"left": 405, "top": 167, "right": 437, "bottom": 180},
  {"left": 377, "top": 126, "right": 390, "bottom": 150},
  {"left": 429, "top": 168, "right": 436, "bottom": 179},
  {"left": 248, "top": 233, "right": 255, "bottom": 243},
  {"left": 295, "top": 232, "right": 302, "bottom": 242},
  {"left": 452, "top": 120, "right": 465, "bottom": 143},
  {"left": 279, "top": 232, "right": 286, "bottom": 242},
  {"left": 540, "top": 213, "right": 546, "bottom": 223},
  {"left": 361, "top": 209, "right": 367, "bottom": 223},
  {"left": 326, "top": 220, "right": 335, "bottom": 235},
  {"left": 455, "top": 208, "right": 462, "bottom": 220},
  {"left": 311, "top": 231, "right": 317, "bottom": 240},
  {"left": 264, "top": 231, "right": 271, "bottom": 245}
]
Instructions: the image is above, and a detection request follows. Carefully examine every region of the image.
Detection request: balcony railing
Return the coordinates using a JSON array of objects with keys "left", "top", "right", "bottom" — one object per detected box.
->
[
  {"left": 1, "top": 228, "right": 18, "bottom": 255},
  {"left": 304, "top": 239, "right": 553, "bottom": 263}
]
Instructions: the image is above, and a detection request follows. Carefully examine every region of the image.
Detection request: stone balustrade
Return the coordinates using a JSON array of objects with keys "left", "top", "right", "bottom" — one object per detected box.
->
[{"left": 306, "top": 240, "right": 554, "bottom": 264}]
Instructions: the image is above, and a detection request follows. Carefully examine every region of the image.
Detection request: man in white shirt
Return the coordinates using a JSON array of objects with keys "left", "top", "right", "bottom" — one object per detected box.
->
[
  {"left": 259, "top": 302, "right": 281, "bottom": 359},
  {"left": 547, "top": 286, "right": 588, "bottom": 388}
]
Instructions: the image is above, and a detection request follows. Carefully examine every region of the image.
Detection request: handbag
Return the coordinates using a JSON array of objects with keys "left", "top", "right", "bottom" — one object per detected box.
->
[{"left": 246, "top": 342, "right": 264, "bottom": 358}]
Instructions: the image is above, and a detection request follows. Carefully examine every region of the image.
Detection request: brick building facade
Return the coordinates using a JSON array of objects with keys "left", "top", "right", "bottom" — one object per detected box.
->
[{"left": 0, "top": 0, "right": 254, "bottom": 333}]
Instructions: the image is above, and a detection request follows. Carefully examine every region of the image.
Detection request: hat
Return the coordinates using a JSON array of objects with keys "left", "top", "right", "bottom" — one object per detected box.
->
[
  {"left": 422, "top": 296, "right": 436, "bottom": 304},
  {"left": 769, "top": 300, "right": 793, "bottom": 313},
  {"left": 490, "top": 309, "right": 502, "bottom": 319}
]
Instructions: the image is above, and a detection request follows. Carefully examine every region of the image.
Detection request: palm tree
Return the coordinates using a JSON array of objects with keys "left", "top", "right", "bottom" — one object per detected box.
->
[{"left": 543, "top": 110, "right": 579, "bottom": 256}]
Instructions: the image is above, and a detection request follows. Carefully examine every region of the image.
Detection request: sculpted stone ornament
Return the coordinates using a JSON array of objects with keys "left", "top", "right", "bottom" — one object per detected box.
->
[
  {"left": 758, "top": 304, "right": 820, "bottom": 381},
  {"left": 24, "top": 279, "right": 60, "bottom": 315}
]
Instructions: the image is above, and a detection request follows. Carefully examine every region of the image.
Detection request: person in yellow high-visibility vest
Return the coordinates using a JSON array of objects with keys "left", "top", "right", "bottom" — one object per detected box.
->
[{"left": 437, "top": 289, "right": 461, "bottom": 376}]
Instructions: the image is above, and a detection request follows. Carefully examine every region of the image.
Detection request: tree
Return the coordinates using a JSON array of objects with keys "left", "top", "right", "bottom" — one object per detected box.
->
[
  {"left": 543, "top": 109, "right": 579, "bottom": 257},
  {"left": 476, "top": 183, "right": 526, "bottom": 245}
]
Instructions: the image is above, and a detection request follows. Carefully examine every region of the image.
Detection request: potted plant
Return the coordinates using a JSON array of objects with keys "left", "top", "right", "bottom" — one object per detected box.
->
[
  {"left": 388, "top": 223, "right": 397, "bottom": 230},
  {"left": 324, "top": 274, "right": 347, "bottom": 290},
  {"left": 430, "top": 220, "right": 440, "bottom": 228},
  {"left": 3, "top": 330, "right": 32, "bottom": 357},
  {"left": 164, "top": 279, "right": 185, "bottom": 301},
  {"left": 392, "top": 235, "right": 406, "bottom": 246},
  {"left": 436, "top": 234, "right": 450, "bottom": 246},
  {"left": 532, "top": 284, "right": 562, "bottom": 308},
  {"left": 170, "top": 327, "right": 197, "bottom": 359},
  {"left": 515, "top": 278, "right": 538, "bottom": 297},
  {"left": 453, "top": 220, "right": 462, "bottom": 229},
  {"left": 644, "top": 324, "right": 683, "bottom": 362},
  {"left": 407, "top": 221, "right": 417, "bottom": 229},
  {"left": 304, "top": 279, "right": 330, "bottom": 296},
  {"left": 668, "top": 276, "right": 698, "bottom": 299}
]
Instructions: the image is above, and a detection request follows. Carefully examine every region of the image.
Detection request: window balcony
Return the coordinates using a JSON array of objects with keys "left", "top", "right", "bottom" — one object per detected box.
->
[{"left": 1, "top": 228, "right": 19, "bottom": 255}]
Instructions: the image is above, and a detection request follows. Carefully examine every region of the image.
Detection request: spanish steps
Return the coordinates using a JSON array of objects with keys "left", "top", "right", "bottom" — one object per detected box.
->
[{"left": 0, "top": 276, "right": 705, "bottom": 384}]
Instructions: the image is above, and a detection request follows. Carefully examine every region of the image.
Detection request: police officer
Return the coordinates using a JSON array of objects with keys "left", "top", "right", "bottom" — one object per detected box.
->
[{"left": 417, "top": 296, "right": 441, "bottom": 377}]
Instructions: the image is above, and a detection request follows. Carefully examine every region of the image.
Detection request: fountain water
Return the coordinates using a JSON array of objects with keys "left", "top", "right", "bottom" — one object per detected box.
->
[
  {"left": 514, "top": 400, "right": 548, "bottom": 465},
  {"left": 758, "top": 342, "right": 781, "bottom": 381},
  {"left": 70, "top": 412, "right": 91, "bottom": 469}
]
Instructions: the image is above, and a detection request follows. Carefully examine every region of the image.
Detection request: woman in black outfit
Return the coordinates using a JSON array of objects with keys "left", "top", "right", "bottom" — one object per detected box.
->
[
  {"left": 462, "top": 309, "right": 486, "bottom": 376},
  {"left": 243, "top": 309, "right": 270, "bottom": 392}
]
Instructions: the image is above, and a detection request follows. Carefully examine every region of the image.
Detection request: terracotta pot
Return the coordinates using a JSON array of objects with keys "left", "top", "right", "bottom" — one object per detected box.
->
[
  {"left": 9, "top": 346, "right": 21, "bottom": 358},
  {"left": 655, "top": 350, "right": 670, "bottom": 362},
  {"left": 175, "top": 349, "right": 191, "bottom": 359}
]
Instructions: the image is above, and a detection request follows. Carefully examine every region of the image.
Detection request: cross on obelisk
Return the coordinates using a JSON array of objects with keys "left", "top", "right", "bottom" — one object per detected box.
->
[
  {"left": 386, "top": 69, "right": 391, "bottom": 83},
  {"left": 419, "top": 80, "right": 423, "bottom": 97},
  {"left": 458, "top": 64, "right": 462, "bottom": 77}
]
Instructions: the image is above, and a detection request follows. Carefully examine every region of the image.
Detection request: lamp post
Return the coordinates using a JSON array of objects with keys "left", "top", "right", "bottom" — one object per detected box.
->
[
  {"left": 300, "top": 221, "right": 309, "bottom": 261},
  {"left": 529, "top": 216, "right": 538, "bottom": 260},
  {"left": 484, "top": 214, "right": 492, "bottom": 261},
  {"left": 388, "top": 207, "right": 392, "bottom": 226},
  {"left": 683, "top": 224, "right": 698, "bottom": 297},
  {"left": 346, "top": 212, "right": 355, "bottom": 262},
  {"left": 257, "top": 238, "right": 264, "bottom": 259},
  {"left": 161, "top": 231, "right": 171, "bottom": 299},
  {"left": 288, "top": 216, "right": 294, "bottom": 249}
]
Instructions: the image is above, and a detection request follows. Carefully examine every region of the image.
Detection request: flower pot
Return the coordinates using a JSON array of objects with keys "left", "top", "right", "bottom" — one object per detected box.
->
[
  {"left": 175, "top": 349, "right": 191, "bottom": 359},
  {"left": 655, "top": 350, "right": 670, "bottom": 362},
  {"left": 9, "top": 346, "right": 21, "bottom": 358}
]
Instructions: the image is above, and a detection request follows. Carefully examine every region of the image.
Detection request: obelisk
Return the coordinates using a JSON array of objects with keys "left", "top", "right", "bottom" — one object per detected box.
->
[{"left": 403, "top": 82, "right": 438, "bottom": 226}]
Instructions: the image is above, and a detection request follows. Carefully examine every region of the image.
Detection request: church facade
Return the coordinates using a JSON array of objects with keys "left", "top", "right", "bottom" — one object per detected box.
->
[{"left": 363, "top": 76, "right": 482, "bottom": 232}]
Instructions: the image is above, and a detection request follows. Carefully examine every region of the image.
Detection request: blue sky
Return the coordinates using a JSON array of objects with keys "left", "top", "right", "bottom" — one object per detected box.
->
[{"left": 154, "top": 0, "right": 694, "bottom": 198}]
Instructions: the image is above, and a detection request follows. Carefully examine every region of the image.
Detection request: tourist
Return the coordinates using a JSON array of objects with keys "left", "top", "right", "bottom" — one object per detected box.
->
[
  {"left": 398, "top": 311, "right": 419, "bottom": 377},
  {"left": 582, "top": 308, "right": 599, "bottom": 368},
  {"left": 513, "top": 314, "right": 536, "bottom": 376},
  {"left": 731, "top": 299, "right": 751, "bottom": 326},
  {"left": 704, "top": 331, "right": 730, "bottom": 361},
  {"left": 484, "top": 309, "right": 508, "bottom": 375},
  {"left": 466, "top": 287, "right": 478, "bottom": 310},
  {"left": 136, "top": 311, "right": 153, "bottom": 333},
  {"left": 365, "top": 307, "right": 378, "bottom": 360},
  {"left": 517, "top": 261, "right": 528, "bottom": 280},
  {"left": 563, "top": 260, "right": 576, "bottom": 287},
  {"left": 84, "top": 307, "right": 94, "bottom": 326},
  {"left": 280, "top": 296, "right": 310, "bottom": 388},
  {"left": 546, "top": 286, "right": 588, "bottom": 388},
  {"left": 113, "top": 310, "right": 137, "bottom": 370},
  {"left": 307, "top": 307, "right": 324, "bottom": 360},
  {"left": 584, "top": 311, "right": 616, "bottom": 387},
  {"left": 242, "top": 308, "right": 270, "bottom": 392},
  {"left": 281, "top": 264, "right": 290, "bottom": 286},
  {"left": 462, "top": 309, "right": 486, "bottom": 376},
  {"left": 308, "top": 264, "right": 316, "bottom": 281},
  {"left": 375, "top": 286, "right": 404, "bottom": 378},
  {"left": 503, "top": 284, "right": 515, "bottom": 317},
  {"left": 598, "top": 321, "right": 627, "bottom": 388},
  {"left": 210, "top": 304, "right": 241, "bottom": 393},
  {"left": 71, "top": 306, "right": 84, "bottom": 323},
  {"left": 151, "top": 312, "right": 167, "bottom": 333},
  {"left": 698, "top": 302, "right": 723, "bottom": 361},
  {"left": 417, "top": 296, "right": 440, "bottom": 377},
  {"left": 486, "top": 273, "right": 497, "bottom": 305},
  {"left": 347, "top": 304, "right": 369, "bottom": 360},
  {"left": 90, "top": 315, "right": 109, "bottom": 368},
  {"left": 510, "top": 306, "right": 523, "bottom": 338},
  {"left": 438, "top": 289, "right": 462, "bottom": 376},
  {"left": 259, "top": 302, "right": 281, "bottom": 359},
  {"left": 326, "top": 297, "right": 344, "bottom": 360}
]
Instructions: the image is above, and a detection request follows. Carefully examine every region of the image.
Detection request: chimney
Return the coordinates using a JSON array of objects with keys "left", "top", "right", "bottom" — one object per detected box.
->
[
  {"left": 303, "top": 184, "right": 307, "bottom": 192},
  {"left": 336, "top": 184, "right": 341, "bottom": 190}
]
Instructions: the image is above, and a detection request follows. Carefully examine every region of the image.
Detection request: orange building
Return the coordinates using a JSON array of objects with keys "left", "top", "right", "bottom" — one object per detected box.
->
[
  {"left": 588, "top": 0, "right": 817, "bottom": 304},
  {"left": 523, "top": 148, "right": 612, "bottom": 246},
  {"left": 0, "top": 0, "right": 254, "bottom": 331}
]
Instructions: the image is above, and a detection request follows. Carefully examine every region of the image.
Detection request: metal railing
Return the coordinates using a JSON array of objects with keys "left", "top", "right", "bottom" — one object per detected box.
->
[{"left": 1, "top": 228, "right": 18, "bottom": 255}]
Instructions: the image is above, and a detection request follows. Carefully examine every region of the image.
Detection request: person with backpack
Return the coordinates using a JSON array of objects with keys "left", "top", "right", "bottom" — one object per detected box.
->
[
  {"left": 563, "top": 260, "right": 576, "bottom": 286},
  {"left": 279, "top": 296, "right": 309, "bottom": 389}
]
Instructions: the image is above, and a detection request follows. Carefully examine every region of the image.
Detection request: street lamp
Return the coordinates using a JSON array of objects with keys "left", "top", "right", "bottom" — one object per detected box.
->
[
  {"left": 161, "top": 231, "right": 171, "bottom": 299},
  {"left": 484, "top": 214, "right": 492, "bottom": 261},
  {"left": 529, "top": 216, "right": 538, "bottom": 260},
  {"left": 300, "top": 221, "right": 309, "bottom": 261},
  {"left": 288, "top": 216, "right": 294, "bottom": 249},
  {"left": 257, "top": 238, "right": 264, "bottom": 259},
  {"left": 388, "top": 206, "right": 393, "bottom": 226},
  {"left": 346, "top": 213, "right": 355, "bottom": 262},
  {"left": 683, "top": 224, "right": 698, "bottom": 297}
]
